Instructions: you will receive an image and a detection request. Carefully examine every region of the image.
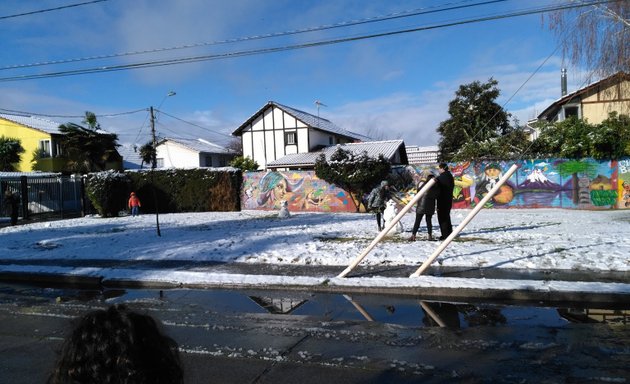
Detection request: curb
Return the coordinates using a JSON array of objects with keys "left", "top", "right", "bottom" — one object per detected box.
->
[{"left": 2, "top": 271, "right": 630, "bottom": 307}]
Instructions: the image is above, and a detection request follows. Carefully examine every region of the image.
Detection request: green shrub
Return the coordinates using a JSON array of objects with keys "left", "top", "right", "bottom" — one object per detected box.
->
[{"left": 85, "top": 171, "right": 131, "bottom": 217}]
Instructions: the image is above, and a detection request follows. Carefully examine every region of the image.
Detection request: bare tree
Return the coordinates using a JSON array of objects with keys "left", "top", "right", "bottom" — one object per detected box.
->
[{"left": 544, "top": 1, "right": 629, "bottom": 77}]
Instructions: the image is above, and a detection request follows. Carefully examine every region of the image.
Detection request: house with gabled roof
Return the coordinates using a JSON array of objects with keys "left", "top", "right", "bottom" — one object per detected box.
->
[
  {"left": 155, "top": 137, "right": 237, "bottom": 168},
  {"left": 0, "top": 113, "right": 66, "bottom": 172},
  {"left": 537, "top": 71, "right": 630, "bottom": 124},
  {"left": 266, "top": 139, "right": 408, "bottom": 170},
  {"left": 232, "top": 101, "right": 371, "bottom": 170}
]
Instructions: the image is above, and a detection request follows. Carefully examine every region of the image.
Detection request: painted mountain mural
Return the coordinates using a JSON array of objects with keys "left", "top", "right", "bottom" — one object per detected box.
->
[{"left": 518, "top": 169, "right": 562, "bottom": 191}]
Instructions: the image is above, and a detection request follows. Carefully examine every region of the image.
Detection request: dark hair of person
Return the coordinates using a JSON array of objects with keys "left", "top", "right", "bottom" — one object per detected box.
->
[
  {"left": 439, "top": 162, "right": 449, "bottom": 171},
  {"left": 48, "top": 304, "right": 183, "bottom": 384}
]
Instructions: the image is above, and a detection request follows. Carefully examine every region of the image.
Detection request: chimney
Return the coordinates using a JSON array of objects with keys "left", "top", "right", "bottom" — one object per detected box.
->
[{"left": 561, "top": 68, "right": 567, "bottom": 96}]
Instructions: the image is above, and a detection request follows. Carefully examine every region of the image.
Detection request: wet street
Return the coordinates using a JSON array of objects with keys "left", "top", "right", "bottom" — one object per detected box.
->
[{"left": 1, "top": 282, "right": 629, "bottom": 383}]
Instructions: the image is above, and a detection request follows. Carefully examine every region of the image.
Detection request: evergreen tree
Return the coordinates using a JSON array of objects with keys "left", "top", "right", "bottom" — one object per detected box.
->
[
  {"left": 0, "top": 136, "right": 24, "bottom": 172},
  {"left": 437, "top": 78, "right": 512, "bottom": 161},
  {"left": 590, "top": 112, "right": 630, "bottom": 160},
  {"left": 314, "top": 147, "right": 390, "bottom": 212},
  {"left": 229, "top": 156, "right": 259, "bottom": 171}
]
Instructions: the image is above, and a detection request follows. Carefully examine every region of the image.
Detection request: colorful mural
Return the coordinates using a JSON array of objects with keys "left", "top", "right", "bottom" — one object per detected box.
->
[
  {"left": 242, "top": 158, "right": 629, "bottom": 212},
  {"left": 242, "top": 171, "right": 357, "bottom": 212},
  {"left": 619, "top": 159, "right": 630, "bottom": 208}
]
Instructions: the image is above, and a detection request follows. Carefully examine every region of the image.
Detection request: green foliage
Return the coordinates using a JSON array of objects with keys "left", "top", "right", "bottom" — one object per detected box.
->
[
  {"left": 85, "top": 171, "right": 131, "bottom": 217},
  {"left": 138, "top": 142, "right": 155, "bottom": 169},
  {"left": 229, "top": 156, "right": 259, "bottom": 171},
  {"left": 125, "top": 168, "right": 242, "bottom": 213},
  {"left": 59, "top": 111, "right": 120, "bottom": 174},
  {"left": 531, "top": 113, "right": 630, "bottom": 160},
  {"left": 0, "top": 136, "right": 24, "bottom": 171},
  {"left": 314, "top": 147, "right": 391, "bottom": 212},
  {"left": 84, "top": 168, "right": 242, "bottom": 216},
  {"left": 590, "top": 113, "right": 630, "bottom": 160},
  {"left": 31, "top": 147, "right": 48, "bottom": 171},
  {"left": 437, "top": 78, "right": 512, "bottom": 161}
]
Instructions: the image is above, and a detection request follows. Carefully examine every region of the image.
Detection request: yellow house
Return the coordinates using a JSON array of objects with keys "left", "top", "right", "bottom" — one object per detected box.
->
[
  {"left": 0, "top": 113, "right": 66, "bottom": 172},
  {"left": 538, "top": 72, "right": 630, "bottom": 124}
]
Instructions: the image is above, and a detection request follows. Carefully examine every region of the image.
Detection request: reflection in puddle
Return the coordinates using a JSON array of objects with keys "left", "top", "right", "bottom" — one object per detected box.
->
[
  {"left": 2, "top": 283, "right": 628, "bottom": 327},
  {"left": 108, "top": 288, "right": 629, "bottom": 328}
]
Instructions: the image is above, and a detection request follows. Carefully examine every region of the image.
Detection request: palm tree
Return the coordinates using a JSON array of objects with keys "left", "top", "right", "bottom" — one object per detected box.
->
[
  {"left": 59, "top": 111, "right": 120, "bottom": 173},
  {"left": 0, "top": 136, "right": 24, "bottom": 171},
  {"left": 139, "top": 142, "right": 156, "bottom": 169}
]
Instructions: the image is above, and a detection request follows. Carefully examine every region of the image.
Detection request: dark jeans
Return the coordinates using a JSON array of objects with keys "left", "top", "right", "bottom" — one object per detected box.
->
[
  {"left": 437, "top": 205, "right": 452, "bottom": 238},
  {"left": 375, "top": 209, "right": 384, "bottom": 230},
  {"left": 411, "top": 213, "right": 433, "bottom": 236}
]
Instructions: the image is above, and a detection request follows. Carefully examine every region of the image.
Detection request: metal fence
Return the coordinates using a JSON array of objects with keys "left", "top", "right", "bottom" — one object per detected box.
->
[{"left": 1, "top": 174, "right": 89, "bottom": 223}]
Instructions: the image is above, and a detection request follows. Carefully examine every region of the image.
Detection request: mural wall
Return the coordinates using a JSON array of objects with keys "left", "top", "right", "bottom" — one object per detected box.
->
[
  {"left": 242, "top": 158, "right": 630, "bottom": 212},
  {"left": 242, "top": 170, "right": 358, "bottom": 212}
]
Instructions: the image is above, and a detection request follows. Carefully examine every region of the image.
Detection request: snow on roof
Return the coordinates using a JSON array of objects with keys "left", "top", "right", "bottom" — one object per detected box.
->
[
  {"left": 160, "top": 137, "right": 234, "bottom": 154},
  {"left": 267, "top": 139, "right": 406, "bottom": 168},
  {"left": 0, "top": 113, "right": 63, "bottom": 134}
]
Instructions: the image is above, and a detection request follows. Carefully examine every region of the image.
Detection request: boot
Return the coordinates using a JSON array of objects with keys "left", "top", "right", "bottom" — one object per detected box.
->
[
  {"left": 427, "top": 233, "right": 433, "bottom": 241},
  {"left": 408, "top": 235, "right": 416, "bottom": 241}
]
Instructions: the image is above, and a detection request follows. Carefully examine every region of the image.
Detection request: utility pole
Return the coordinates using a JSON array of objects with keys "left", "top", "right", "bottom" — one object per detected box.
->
[{"left": 150, "top": 106, "right": 161, "bottom": 237}]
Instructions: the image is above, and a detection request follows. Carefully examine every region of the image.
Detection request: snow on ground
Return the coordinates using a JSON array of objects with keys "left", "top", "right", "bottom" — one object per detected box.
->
[{"left": 1, "top": 209, "right": 629, "bottom": 292}]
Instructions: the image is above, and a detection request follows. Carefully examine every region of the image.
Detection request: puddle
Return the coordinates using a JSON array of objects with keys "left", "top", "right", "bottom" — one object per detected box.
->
[
  {"left": 112, "top": 288, "right": 628, "bottom": 328},
  {"left": 2, "top": 282, "right": 628, "bottom": 328}
]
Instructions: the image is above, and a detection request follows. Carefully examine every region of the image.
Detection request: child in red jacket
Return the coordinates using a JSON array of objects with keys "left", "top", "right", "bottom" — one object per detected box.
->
[{"left": 128, "top": 192, "right": 141, "bottom": 216}]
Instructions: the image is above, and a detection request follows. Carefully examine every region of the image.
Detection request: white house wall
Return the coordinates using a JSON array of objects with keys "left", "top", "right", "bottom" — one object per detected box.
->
[
  {"left": 157, "top": 142, "right": 200, "bottom": 168},
  {"left": 240, "top": 105, "right": 313, "bottom": 170}
]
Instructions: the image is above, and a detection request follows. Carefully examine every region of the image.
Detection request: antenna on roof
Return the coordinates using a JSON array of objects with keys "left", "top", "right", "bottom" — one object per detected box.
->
[{"left": 314, "top": 100, "right": 327, "bottom": 127}]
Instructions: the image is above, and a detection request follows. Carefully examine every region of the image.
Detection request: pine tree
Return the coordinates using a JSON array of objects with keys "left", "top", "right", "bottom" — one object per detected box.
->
[{"left": 314, "top": 147, "right": 390, "bottom": 212}]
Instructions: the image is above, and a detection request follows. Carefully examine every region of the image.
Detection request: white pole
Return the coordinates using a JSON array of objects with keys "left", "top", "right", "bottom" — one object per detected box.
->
[
  {"left": 419, "top": 301, "right": 447, "bottom": 327},
  {"left": 337, "top": 178, "right": 437, "bottom": 278},
  {"left": 343, "top": 295, "right": 375, "bottom": 321},
  {"left": 410, "top": 163, "right": 519, "bottom": 277}
]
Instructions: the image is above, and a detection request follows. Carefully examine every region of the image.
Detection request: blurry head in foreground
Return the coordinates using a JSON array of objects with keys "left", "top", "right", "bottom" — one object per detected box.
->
[{"left": 48, "top": 304, "right": 183, "bottom": 384}]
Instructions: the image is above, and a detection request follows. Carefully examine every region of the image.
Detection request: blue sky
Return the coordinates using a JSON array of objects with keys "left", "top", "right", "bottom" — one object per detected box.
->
[{"left": 1, "top": 0, "right": 590, "bottom": 148}]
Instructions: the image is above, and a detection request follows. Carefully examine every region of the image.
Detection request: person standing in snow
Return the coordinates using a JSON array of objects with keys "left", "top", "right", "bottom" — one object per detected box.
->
[
  {"left": 436, "top": 163, "right": 454, "bottom": 240},
  {"left": 128, "top": 192, "right": 141, "bottom": 216},
  {"left": 409, "top": 174, "right": 439, "bottom": 241},
  {"left": 3, "top": 189, "right": 19, "bottom": 226},
  {"left": 367, "top": 180, "right": 391, "bottom": 231}
]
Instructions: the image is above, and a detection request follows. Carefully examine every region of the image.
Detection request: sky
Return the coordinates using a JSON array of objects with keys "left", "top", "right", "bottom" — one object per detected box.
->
[
  {"left": 1, "top": 208, "right": 629, "bottom": 294},
  {"left": 0, "top": 0, "right": 593, "bottom": 149}
]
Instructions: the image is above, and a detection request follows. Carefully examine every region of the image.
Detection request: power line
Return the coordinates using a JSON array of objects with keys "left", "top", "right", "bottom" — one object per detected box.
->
[
  {"left": 156, "top": 110, "right": 234, "bottom": 140},
  {"left": 0, "top": 1, "right": 615, "bottom": 82},
  {"left": 0, "top": 107, "right": 147, "bottom": 119},
  {"left": 0, "top": 0, "right": 506, "bottom": 71},
  {"left": 0, "top": 0, "right": 110, "bottom": 20}
]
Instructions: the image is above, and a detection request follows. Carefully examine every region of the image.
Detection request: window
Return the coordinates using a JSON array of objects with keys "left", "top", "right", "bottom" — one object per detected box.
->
[
  {"left": 205, "top": 156, "right": 213, "bottom": 167},
  {"left": 285, "top": 131, "right": 297, "bottom": 145},
  {"left": 329, "top": 136, "right": 333, "bottom": 145},
  {"left": 156, "top": 158, "right": 164, "bottom": 168},
  {"left": 39, "top": 140, "right": 51, "bottom": 157},
  {"left": 564, "top": 106, "right": 579, "bottom": 118}
]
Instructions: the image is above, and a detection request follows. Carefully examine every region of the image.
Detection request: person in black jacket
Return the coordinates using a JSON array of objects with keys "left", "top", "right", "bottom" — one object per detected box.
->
[
  {"left": 436, "top": 163, "right": 455, "bottom": 240},
  {"left": 3, "top": 190, "right": 19, "bottom": 226},
  {"left": 409, "top": 174, "right": 439, "bottom": 241}
]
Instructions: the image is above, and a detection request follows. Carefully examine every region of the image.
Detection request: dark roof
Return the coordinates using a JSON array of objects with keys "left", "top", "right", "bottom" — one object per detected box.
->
[
  {"left": 232, "top": 101, "right": 370, "bottom": 142},
  {"left": 266, "top": 139, "right": 407, "bottom": 169},
  {"left": 537, "top": 72, "right": 630, "bottom": 120}
]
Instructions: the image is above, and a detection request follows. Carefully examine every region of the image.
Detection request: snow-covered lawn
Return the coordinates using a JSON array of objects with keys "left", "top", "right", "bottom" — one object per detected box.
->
[{"left": 1, "top": 208, "right": 629, "bottom": 293}]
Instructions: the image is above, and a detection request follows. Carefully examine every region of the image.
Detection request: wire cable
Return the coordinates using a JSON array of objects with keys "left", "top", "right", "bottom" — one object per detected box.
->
[
  {"left": 0, "top": 0, "right": 109, "bottom": 20},
  {"left": 0, "top": 0, "right": 505, "bottom": 71},
  {"left": 0, "top": 0, "right": 615, "bottom": 82}
]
